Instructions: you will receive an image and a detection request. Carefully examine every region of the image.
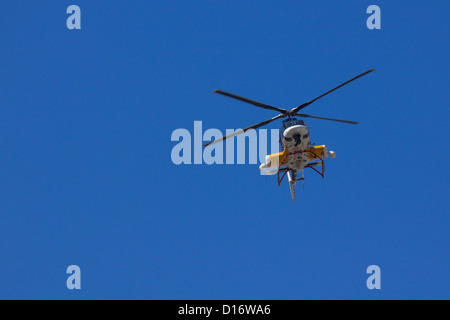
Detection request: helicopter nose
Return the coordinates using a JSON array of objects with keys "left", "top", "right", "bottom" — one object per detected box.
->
[{"left": 293, "top": 134, "right": 302, "bottom": 146}]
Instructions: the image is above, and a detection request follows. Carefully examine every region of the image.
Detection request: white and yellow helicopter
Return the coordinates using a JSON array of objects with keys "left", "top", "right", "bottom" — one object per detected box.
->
[{"left": 205, "top": 69, "right": 375, "bottom": 200}]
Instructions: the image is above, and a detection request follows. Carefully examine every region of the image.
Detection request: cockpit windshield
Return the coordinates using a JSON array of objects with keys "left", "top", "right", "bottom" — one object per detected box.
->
[
  {"left": 281, "top": 119, "right": 306, "bottom": 130},
  {"left": 293, "top": 119, "right": 306, "bottom": 126}
]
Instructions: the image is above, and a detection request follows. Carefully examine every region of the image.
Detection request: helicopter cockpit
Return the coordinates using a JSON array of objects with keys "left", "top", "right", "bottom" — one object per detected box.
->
[
  {"left": 281, "top": 118, "right": 307, "bottom": 130},
  {"left": 280, "top": 118, "right": 308, "bottom": 146}
]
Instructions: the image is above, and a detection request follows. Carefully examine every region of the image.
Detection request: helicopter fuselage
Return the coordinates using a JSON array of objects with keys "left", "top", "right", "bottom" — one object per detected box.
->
[
  {"left": 259, "top": 117, "right": 334, "bottom": 200},
  {"left": 259, "top": 117, "right": 331, "bottom": 174},
  {"left": 280, "top": 118, "right": 312, "bottom": 172}
]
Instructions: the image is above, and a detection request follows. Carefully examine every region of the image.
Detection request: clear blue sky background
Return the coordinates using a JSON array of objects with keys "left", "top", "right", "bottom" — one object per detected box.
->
[{"left": 0, "top": 1, "right": 448, "bottom": 299}]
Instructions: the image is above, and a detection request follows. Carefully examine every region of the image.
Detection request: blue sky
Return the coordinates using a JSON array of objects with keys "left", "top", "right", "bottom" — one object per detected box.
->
[{"left": 0, "top": 1, "right": 448, "bottom": 299}]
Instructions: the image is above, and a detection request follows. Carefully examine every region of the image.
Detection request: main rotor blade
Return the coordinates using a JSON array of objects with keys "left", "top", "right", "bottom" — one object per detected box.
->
[
  {"left": 290, "top": 69, "right": 375, "bottom": 113},
  {"left": 214, "top": 90, "right": 287, "bottom": 114},
  {"left": 204, "top": 114, "right": 284, "bottom": 147},
  {"left": 295, "top": 113, "right": 359, "bottom": 125}
]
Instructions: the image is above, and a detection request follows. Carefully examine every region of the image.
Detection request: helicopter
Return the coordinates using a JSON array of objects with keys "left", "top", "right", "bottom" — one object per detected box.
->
[{"left": 204, "top": 69, "right": 375, "bottom": 200}]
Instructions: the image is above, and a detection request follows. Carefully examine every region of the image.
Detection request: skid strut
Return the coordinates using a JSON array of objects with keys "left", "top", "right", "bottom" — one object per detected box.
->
[{"left": 277, "top": 149, "right": 326, "bottom": 186}]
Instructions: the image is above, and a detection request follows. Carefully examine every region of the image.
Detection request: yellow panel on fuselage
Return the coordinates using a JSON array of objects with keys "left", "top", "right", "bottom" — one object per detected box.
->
[
  {"left": 308, "top": 145, "right": 328, "bottom": 161},
  {"left": 259, "top": 144, "right": 329, "bottom": 175}
]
